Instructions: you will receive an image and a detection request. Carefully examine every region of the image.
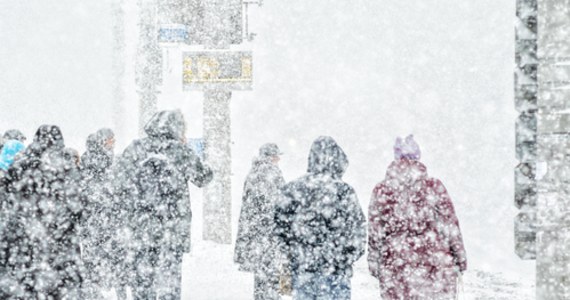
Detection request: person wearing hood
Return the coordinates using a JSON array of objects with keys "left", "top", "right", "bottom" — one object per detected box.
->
[
  {"left": 114, "top": 110, "right": 213, "bottom": 300},
  {"left": 78, "top": 128, "right": 122, "bottom": 299},
  {"left": 368, "top": 135, "right": 467, "bottom": 300},
  {"left": 235, "top": 143, "right": 286, "bottom": 300},
  {"left": 0, "top": 125, "right": 84, "bottom": 299},
  {"left": 274, "top": 136, "right": 366, "bottom": 300}
]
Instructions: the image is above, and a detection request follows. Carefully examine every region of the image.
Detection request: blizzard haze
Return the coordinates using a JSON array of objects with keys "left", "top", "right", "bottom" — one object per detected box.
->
[{"left": 0, "top": 0, "right": 532, "bottom": 290}]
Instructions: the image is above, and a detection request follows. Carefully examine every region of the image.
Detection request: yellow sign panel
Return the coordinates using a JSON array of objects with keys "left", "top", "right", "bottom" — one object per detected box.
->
[{"left": 183, "top": 51, "right": 252, "bottom": 90}]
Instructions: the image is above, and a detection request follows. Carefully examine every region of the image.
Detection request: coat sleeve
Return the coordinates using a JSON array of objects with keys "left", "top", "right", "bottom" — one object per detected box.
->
[
  {"left": 432, "top": 179, "right": 467, "bottom": 272},
  {"left": 183, "top": 146, "right": 213, "bottom": 188},
  {"left": 342, "top": 186, "right": 367, "bottom": 267},
  {"left": 367, "top": 184, "right": 383, "bottom": 278},
  {"left": 274, "top": 183, "right": 296, "bottom": 254},
  {"left": 233, "top": 188, "right": 260, "bottom": 271}
]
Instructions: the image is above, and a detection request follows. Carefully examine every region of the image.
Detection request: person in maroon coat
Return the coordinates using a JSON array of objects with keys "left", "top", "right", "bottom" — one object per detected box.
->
[{"left": 368, "top": 135, "right": 467, "bottom": 300}]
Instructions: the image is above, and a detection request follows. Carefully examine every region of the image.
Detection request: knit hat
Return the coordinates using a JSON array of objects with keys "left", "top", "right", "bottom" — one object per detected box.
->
[{"left": 394, "top": 135, "right": 421, "bottom": 160}]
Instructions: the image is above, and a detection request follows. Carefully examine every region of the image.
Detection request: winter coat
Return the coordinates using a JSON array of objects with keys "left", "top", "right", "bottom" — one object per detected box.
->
[
  {"left": 275, "top": 136, "right": 366, "bottom": 277},
  {"left": 114, "top": 110, "right": 213, "bottom": 256},
  {"left": 234, "top": 156, "right": 285, "bottom": 273},
  {"left": 0, "top": 125, "right": 84, "bottom": 299},
  {"left": 368, "top": 159, "right": 467, "bottom": 300},
  {"left": 79, "top": 129, "right": 118, "bottom": 287}
]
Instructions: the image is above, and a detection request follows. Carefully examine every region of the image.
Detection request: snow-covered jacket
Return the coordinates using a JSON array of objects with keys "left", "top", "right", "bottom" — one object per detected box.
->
[
  {"left": 0, "top": 125, "right": 84, "bottom": 299},
  {"left": 114, "top": 110, "right": 213, "bottom": 254},
  {"left": 79, "top": 128, "right": 117, "bottom": 285},
  {"left": 234, "top": 156, "right": 285, "bottom": 272},
  {"left": 368, "top": 159, "right": 467, "bottom": 299},
  {"left": 275, "top": 136, "right": 366, "bottom": 277}
]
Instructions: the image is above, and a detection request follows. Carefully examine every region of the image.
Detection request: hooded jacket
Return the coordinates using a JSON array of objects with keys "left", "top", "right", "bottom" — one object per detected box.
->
[
  {"left": 0, "top": 125, "right": 84, "bottom": 299},
  {"left": 368, "top": 159, "right": 467, "bottom": 299},
  {"left": 114, "top": 110, "right": 213, "bottom": 254},
  {"left": 234, "top": 154, "right": 285, "bottom": 273},
  {"left": 275, "top": 136, "right": 366, "bottom": 277}
]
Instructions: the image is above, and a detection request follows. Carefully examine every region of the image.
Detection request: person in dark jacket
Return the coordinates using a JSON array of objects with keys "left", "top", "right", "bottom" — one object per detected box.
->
[
  {"left": 275, "top": 136, "right": 366, "bottom": 300},
  {"left": 235, "top": 143, "right": 286, "bottom": 300},
  {"left": 114, "top": 110, "right": 213, "bottom": 300},
  {"left": 79, "top": 128, "right": 121, "bottom": 300},
  {"left": 0, "top": 125, "right": 84, "bottom": 299},
  {"left": 368, "top": 135, "right": 467, "bottom": 300}
]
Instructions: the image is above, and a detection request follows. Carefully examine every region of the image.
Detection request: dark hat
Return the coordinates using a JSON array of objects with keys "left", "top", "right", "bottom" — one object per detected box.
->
[{"left": 259, "top": 143, "right": 283, "bottom": 157}]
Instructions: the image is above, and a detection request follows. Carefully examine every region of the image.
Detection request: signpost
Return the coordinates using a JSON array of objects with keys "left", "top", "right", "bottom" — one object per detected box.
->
[{"left": 182, "top": 50, "right": 253, "bottom": 243}]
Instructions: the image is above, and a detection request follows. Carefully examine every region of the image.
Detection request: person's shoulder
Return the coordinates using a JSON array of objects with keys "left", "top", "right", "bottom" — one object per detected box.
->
[
  {"left": 424, "top": 177, "right": 446, "bottom": 191},
  {"left": 282, "top": 174, "right": 309, "bottom": 191}
]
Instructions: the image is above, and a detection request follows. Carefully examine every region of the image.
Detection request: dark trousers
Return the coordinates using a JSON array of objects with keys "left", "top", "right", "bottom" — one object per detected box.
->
[
  {"left": 133, "top": 247, "right": 182, "bottom": 300},
  {"left": 254, "top": 270, "right": 281, "bottom": 300}
]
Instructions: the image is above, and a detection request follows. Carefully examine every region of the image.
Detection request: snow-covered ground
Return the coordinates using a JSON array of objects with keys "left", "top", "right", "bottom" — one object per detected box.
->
[
  {"left": 181, "top": 240, "right": 533, "bottom": 300},
  {"left": 100, "top": 237, "right": 533, "bottom": 300}
]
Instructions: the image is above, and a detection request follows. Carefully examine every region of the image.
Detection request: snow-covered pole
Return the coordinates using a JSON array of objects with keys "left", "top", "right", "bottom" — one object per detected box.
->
[
  {"left": 136, "top": 0, "right": 161, "bottom": 136},
  {"left": 200, "top": 0, "right": 244, "bottom": 244},
  {"left": 203, "top": 89, "right": 233, "bottom": 243},
  {"left": 112, "top": 0, "right": 127, "bottom": 144},
  {"left": 534, "top": 0, "right": 570, "bottom": 298}
]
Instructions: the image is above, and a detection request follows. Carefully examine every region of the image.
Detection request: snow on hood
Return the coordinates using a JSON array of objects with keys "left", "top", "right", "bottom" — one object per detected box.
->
[
  {"left": 307, "top": 136, "right": 348, "bottom": 179},
  {"left": 144, "top": 110, "right": 185, "bottom": 141},
  {"left": 26, "top": 125, "right": 65, "bottom": 157}
]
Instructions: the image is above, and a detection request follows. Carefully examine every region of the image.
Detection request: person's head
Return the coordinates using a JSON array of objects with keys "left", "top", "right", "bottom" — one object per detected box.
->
[
  {"left": 394, "top": 135, "right": 421, "bottom": 161},
  {"left": 307, "top": 136, "right": 348, "bottom": 178},
  {"left": 259, "top": 143, "right": 283, "bottom": 165},
  {"left": 3, "top": 129, "right": 26, "bottom": 143},
  {"left": 63, "top": 148, "right": 80, "bottom": 168},
  {"left": 144, "top": 110, "right": 186, "bottom": 142},
  {"left": 32, "top": 125, "right": 64, "bottom": 154},
  {"left": 0, "top": 140, "right": 26, "bottom": 171},
  {"left": 97, "top": 128, "right": 115, "bottom": 152}
]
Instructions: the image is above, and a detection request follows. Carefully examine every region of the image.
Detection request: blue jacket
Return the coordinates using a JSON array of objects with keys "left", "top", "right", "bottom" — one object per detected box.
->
[{"left": 0, "top": 140, "right": 25, "bottom": 171}]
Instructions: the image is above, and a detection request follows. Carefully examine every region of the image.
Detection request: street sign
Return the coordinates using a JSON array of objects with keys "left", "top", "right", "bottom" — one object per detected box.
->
[
  {"left": 158, "top": 24, "right": 188, "bottom": 44},
  {"left": 183, "top": 51, "right": 253, "bottom": 90}
]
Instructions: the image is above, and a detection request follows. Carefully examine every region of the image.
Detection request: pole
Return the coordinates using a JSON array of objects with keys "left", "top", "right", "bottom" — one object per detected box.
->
[
  {"left": 112, "top": 0, "right": 126, "bottom": 142},
  {"left": 203, "top": 89, "right": 232, "bottom": 244},
  {"left": 136, "top": 0, "right": 161, "bottom": 135}
]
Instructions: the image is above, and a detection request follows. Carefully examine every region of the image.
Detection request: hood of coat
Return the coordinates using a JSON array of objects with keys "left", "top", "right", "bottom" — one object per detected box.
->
[
  {"left": 26, "top": 125, "right": 65, "bottom": 158},
  {"left": 385, "top": 159, "right": 428, "bottom": 187},
  {"left": 307, "top": 136, "right": 348, "bottom": 179},
  {"left": 144, "top": 110, "right": 185, "bottom": 141}
]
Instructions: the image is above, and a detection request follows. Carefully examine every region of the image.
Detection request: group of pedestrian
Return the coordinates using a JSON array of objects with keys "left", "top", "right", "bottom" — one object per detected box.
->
[
  {"left": 0, "top": 109, "right": 213, "bottom": 300},
  {"left": 235, "top": 135, "right": 467, "bottom": 300},
  {"left": 0, "top": 110, "right": 466, "bottom": 300}
]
